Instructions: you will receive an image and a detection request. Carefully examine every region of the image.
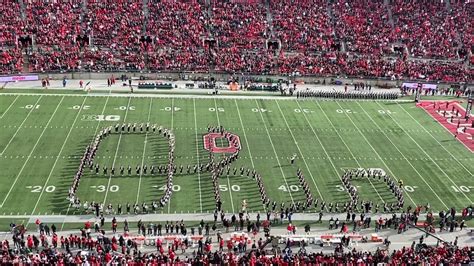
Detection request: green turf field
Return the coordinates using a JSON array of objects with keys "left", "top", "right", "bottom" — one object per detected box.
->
[{"left": 0, "top": 92, "right": 472, "bottom": 217}]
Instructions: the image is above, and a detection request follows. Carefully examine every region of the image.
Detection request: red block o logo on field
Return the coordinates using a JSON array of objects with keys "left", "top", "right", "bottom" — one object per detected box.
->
[{"left": 203, "top": 132, "right": 241, "bottom": 153}]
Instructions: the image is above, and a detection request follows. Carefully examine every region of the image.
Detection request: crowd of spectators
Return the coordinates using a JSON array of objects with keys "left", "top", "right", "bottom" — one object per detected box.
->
[
  {"left": 332, "top": 0, "right": 395, "bottom": 55},
  {"left": 0, "top": 0, "right": 24, "bottom": 47},
  {"left": 148, "top": 48, "right": 207, "bottom": 73},
  {"left": 24, "top": 0, "right": 82, "bottom": 46},
  {"left": 212, "top": 1, "right": 268, "bottom": 50},
  {"left": 1, "top": 243, "right": 472, "bottom": 264},
  {"left": 391, "top": 0, "right": 460, "bottom": 59},
  {"left": 147, "top": 0, "right": 205, "bottom": 50},
  {"left": 86, "top": 1, "right": 143, "bottom": 45},
  {"left": 0, "top": 48, "right": 23, "bottom": 74},
  {"left": 29, "top": 46, "right": 80, "bottom": 72},
  {"left": 271, "top": 0, "right": 335, "bottom": 52},
  {"left": 0, "top": 0, "right": 471, "bottom": 83},
  {"left": 83, "top": 0, "right": 146, "bottom": 71},
  {"left": 275, "top": 53, "right": 472, "bottom": 82},
  {"left": 1, "top": 206, "right": 473, "bottom": 265},
  {"left": 450, "top": 1, "right": 473, "bottom": 64},
  {"left": 214, "top": 49, "right": 275, "bottom": 73}
]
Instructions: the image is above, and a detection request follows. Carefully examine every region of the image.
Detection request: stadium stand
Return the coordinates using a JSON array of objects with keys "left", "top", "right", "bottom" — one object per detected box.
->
[
  {"left": 0, "top": 0, "right": 472, "bottom": 80},
  {"left": 332, "top": 0, "right": 394, "bottom": 55},
  {"left": 0, "top": 48, "right": 23, "bottom": 74},
  {"left": 271, "top": 0, "right": 335, "bottom": 52},
  {"left": 0, "top": 0, "right": 24, "bottom": 47},
  {"left": 391, "top": 0, "right": 459, "bottom": 59},
  {"left": 24, "top": 1, "right": 82, "bottom": 46}
]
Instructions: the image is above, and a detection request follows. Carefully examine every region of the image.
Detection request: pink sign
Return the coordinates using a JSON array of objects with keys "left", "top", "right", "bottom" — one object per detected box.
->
[{"left": 0, "top": 75, "right": 39, "bottom": 82}]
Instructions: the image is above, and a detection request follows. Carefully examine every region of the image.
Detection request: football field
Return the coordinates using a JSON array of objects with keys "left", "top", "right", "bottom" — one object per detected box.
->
[{"left": 0, "top": 92, "right": 473, "bottom": 216}]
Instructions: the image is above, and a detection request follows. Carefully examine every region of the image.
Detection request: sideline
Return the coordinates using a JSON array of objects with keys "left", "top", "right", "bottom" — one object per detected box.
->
[{"left": 0, "top": 91, "right": 415, "bottom": 102}]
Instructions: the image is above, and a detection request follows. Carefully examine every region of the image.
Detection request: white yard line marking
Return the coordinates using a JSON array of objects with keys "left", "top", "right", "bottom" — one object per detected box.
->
[
  {"left": 193, "top": 99, "right": 203, "bottom": 212},
  {"left": 60, "top": 92, "right": 112, "bottom": 231},
  {"left": 320, "top": 101, "right": 385, "bottom": 203},
  {"left": 398, "top": 103, "right": 474, "bottom": 175},
  {"left": 136, "top": 98, "right": 153, "bottom": 204},
  {"left": 234, "top": 99, "right": 266, "bottom": 210},
  {"left": 29, "top": 97, "right": 88, "bottom": 217},
  {"left": 0, "top": 96, "right": 43, "bottom": 155},
  {"left": 296, "top": 100, "right": 344, "bottom": 210},
  {"left": 275, "top": 100, "right": 325, "bottom": 202},
  {"left": 214, "top": 98, "right": 235, "bottom": 213},
  {"left": 0, "top": 95, "right": 19, "bottom": 120},
  {"left": 355, "top": 102, "right": 449, "bottom": 209},
  {"left": 255, "top": 99, "right": 295, "bottom": 204},
  {"left": 168, "top": 98, "right": 174, "bottom": 214},
  {"left": 374, "top": 101, "right": 472, "bottom": 203},
  {"left": 0, "top": 96, "right": 64, "bottom": 208},
  {"left": 330, "top": 101, "right": 418, "bottom": 207},
  {"left": 102, "top": 97, "right": 132, "bottom": 205}
]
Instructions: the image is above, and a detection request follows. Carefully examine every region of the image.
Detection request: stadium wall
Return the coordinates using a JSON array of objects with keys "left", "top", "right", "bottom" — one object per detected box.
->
[{"left": 19, "top": 71, "right": 474, "bottom": 90}]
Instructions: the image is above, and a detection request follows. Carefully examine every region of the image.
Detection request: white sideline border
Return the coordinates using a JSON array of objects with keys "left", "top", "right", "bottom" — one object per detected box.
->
[{"left": 0, "top": 91, "right": 415, "bottom": 102}]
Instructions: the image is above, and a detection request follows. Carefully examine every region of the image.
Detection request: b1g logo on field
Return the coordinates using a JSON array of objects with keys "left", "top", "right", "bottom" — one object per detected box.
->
[{"left": 81, "top": 115, "right": 121, "bottom": 122}]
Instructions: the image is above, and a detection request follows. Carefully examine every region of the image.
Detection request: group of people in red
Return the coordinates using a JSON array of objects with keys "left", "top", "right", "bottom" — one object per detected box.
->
[
  {"left": 0, "top": 0, "right": 472, "bottom": 81},
  {"left": 1, "top": 202, "right": 473, "bottom": 264},
  {"left": 1, "top": 225, "right": 472, "bottom": 264},
  {"left": 0, "top": 206, "right": 474, "bottom": 265}
]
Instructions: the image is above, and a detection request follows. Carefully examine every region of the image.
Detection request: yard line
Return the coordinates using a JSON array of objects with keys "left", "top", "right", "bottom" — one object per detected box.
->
[
  {"left": 317, "top": 101, "right": 385, "bottom": 203},
  {"left": 329, "top": 101, "right": 418, "bottom": 207},
  {"left": 0, "top": 96, "right": 43, "bottom": 155},
  {"left": 397, "top": 103, "right": 474, "bottom": 177},
  {"left": 0, "top": 96, "right": 65, "bottom": 208},
  {"left": 234, "top": 100, "right": 256, "bottom": 169},
  {"left": 60, "top": 92, "right": 112, "bottom": 231},
  {"left": 254, "top": 99, "right": 295, "bottom": 204},
  {"left": 102, "top": 97, "right": 132, "bottom": 205},
  {"left": 168, "top": 98, "right": 175, "bottom": 214},
  {"left": 193, "top": 99, "right": 203, "bottom": 212},
  {"left": 295, "top": 101, "right": 342, "bottom": 208},
  {"left": 234, "top": 99, "right": 266, "bottom": 210},
  {"left": 373, "top": 101, "right": 472, "bottom": 204},
  {"left": 214, "top": 98, "right": 235, "bottom": 213},
  {"left": 274, "top": 100, "right": 325, "bottom": 203},
  {"left": 355, "top": 102, "right": 449, "bottom": 209},
  {"left": 29, "top": 97, "right": 88, "bottom": 216},
  {"left": 136, "top": 98, "right": 153, "bottom": 204},
  {"left": 0, "top": 95, "right": 19, "bottom": 120}
]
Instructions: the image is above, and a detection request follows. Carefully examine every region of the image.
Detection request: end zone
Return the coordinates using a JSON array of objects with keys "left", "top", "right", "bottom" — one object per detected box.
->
[{"left": 417, "top": 101, "right": 473, "bottom": 152}]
